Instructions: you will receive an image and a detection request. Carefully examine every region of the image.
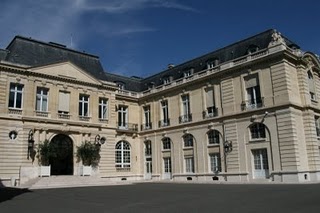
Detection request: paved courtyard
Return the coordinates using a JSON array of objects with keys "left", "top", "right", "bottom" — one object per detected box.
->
[{"left": 1, "top": 183, "right": 320, "bottom": 213}]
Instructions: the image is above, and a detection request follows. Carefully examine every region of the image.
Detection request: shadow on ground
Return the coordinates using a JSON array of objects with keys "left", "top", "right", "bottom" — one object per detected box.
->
[{"left": 0, "top": 180, "right": 32, "bottom": 203}]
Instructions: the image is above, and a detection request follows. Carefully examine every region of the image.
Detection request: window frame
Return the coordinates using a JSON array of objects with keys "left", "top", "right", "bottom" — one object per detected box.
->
[
  {"left": 8, "top": 83, "right": 24, "bottom": 109},
  {"left": 209, "top": 153, "right": 221, "bottom": 173},
  {"left": 115, "top": 141, "right": 131, "bottom": 168},
  {"left": 250, "top": 123, "right": 266, "bottom": 140},
  {"left": 79, "top": 94, "right": 90, "bottom": 117},
  {"left": 36, "top": 87, "right": 49, "bottom": 112},
  {"left": 98, "top": 97, "right": 108, "bottom": 120},
  {"left": 185, "top": 157, "right": 194, "bottom": 173}
]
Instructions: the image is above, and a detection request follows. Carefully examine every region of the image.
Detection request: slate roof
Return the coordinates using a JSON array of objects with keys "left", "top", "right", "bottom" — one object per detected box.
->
[
  {"left": 139, "top": 29, "right": 300, "bottom": 91},
  {"left": 1, "top": 29, "right": 300, "bottom": 93},
  {"left": 3, "top": 36, "right": 107, "bottom": 80}
]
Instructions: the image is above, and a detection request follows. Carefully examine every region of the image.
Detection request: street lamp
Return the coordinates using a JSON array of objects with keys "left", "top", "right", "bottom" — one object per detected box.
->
[
  {"left": 223, "top": 140, "right": 232, "bottom": 181},
  {"left": 95, "top": 134, "right": 106, "bottom": 146},
  {"left": 28, "top": 129, "right": 35, "bottom": 160}
]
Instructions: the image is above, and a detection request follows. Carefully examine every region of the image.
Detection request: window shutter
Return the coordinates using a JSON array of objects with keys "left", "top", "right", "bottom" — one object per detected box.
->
[
  {"left": 58, "top": 91, "right": 70, "bottom": 112},
  {"left": 206, "top": 88, "right": 214, "bottom": 107},
  {"left": 245, "top": 75, "right": 258, "bottom": 88}
]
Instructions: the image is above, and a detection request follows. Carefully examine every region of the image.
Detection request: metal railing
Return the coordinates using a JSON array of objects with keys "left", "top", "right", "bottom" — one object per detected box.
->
[
  {"left": 179, "top": 114, "right": 192, "bottom": 123},
  {"left": 202, "top": 107, "right": 218, "bottom": 119},
  {"left": 141, "top": 123, "right": 152, "bottom": 131},
  {"left": 158, "top": 119, "right": 170, "bottom": 128}
]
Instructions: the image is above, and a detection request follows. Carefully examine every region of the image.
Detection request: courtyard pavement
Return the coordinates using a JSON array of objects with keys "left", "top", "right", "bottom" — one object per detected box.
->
[{"left": 1, "top": 182, "right": 320, "bottom": 213}]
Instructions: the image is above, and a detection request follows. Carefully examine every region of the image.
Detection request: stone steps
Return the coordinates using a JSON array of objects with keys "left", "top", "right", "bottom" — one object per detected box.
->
[{"left": 26, "top": 176, "right": 132, "bottom": 189}]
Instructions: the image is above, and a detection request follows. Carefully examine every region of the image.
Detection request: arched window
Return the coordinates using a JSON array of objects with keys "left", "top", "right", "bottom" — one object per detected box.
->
[
  {"left": 162, "top": 137, "right": 171, "bottom": 150},
  {"left": 115, "top": 141, "right": 131, "bottom": 168},
  {"left": 183, "top": 134, "right": 194, "bottom": 147},
  {"left": 207, "top": 130, "right": 220, "bottom": 144},
  {"left": 250, "top": 123, "right": 266, "bottom": 139}
]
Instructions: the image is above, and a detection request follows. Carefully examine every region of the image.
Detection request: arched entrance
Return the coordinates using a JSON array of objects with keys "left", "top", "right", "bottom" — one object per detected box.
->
[{"left": 50, "top": 134, "right": 73, "bottom": 175}]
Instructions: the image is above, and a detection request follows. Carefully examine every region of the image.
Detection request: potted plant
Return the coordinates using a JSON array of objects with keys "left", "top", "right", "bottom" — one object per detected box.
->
[
  {"left": 76, "top": 141, "right": 101, "bottom": 176},
  {"left": 37, "top": 139, "right": 56, "bottom": 177}
]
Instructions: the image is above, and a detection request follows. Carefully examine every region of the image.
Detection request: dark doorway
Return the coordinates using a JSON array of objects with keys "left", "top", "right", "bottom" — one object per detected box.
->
[{"left": 50, "top": 134, "right": 73, "bottom": 175}]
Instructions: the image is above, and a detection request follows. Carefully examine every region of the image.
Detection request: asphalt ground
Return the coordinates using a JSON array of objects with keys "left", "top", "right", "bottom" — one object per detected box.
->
[{"left": 1, "top": 183, "right": 320, "bottom": 213}]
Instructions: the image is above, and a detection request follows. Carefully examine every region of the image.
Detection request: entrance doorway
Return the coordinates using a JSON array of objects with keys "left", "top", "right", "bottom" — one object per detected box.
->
[
  {"left": 50, "top": 134, "right": 73, "bottom": 175},
  {"left": 163, "top": 157, "right": 172, "bottom": 179},
  {"left": 252, "top": 149, "right": 269, "bottom": 179}
]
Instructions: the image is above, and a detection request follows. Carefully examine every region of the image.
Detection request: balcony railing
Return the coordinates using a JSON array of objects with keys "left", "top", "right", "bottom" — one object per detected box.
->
[
  {"left": 8, "top": 108, "right": 22, "bottom": 115},
  {"left": 117, "top": 123, "right": 138, "bottom": 132},
  {"left": 141, "top": 123, "right": 152, "bottom": 131},
  {"left": 241, "top": 98, "right": 264, "bottom": 111},
  {"left": 58, "top": 113, "right": 71, "bottom": 119},
  {"left": 158, "top": 119, "right": 170, "bottom": 128},
  {"left": 35, "top": 111, "right": 49, "bottom": 117},
  {"left": 79, "top": 116, "right": 90, "bottom": 122},
  {"left": 179, "top": 114, "right": 192, "bottom": 123},
  {"left": 202, "top": 107, "right": 218, "bottom": 119}
]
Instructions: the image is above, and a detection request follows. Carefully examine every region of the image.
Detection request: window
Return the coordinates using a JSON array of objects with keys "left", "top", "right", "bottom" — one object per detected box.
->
[
  {"left": 145, "top": 140, "right": 152, "bottom": 156},
  {"left": 143, "top": 105, "right": 151, "bottom": 129},
  {"left": 116, "top": 82, "right": 125, "bottom": 91},
  {"left": 183, "top": 70, "right": 192, "bottom": 78},
  {"left": 204, "top": 88, "right": 216, "bottom": 117},
  {"left": 250, "top": 123, "right": 266, "bottom": 139},
  {"left": 209, "top": 153, "right": 221, "bottom": 172},
  {"left": 118, "top": 105, "right": 128, "bottom": 129},
  {"left": 163, "top": 157, "right": 172, "bottom": 173},
  {"left": 183, "top": 134, "right": 194, "bottom": 147},
  {"left": 315, "top": 116, "right": 320, "bottom": 138},
  {"left": 207, "top": 59, "right": 219, "bottom": 69},
  {"left": 308, "top": 71, "right": 316, "bottom": 101},
  {"left": 9, "top": 83, "right": 23, "bottom": 109},
  {"left": 58, "top": 91, "right": 70, "bottom": 114},
  {"left": 185, "top": 157, "right": 194, "bottom": 173},
  {"left": 79, "top": 94, "right": 89, "bottom": 117},
  {"left": 160, "top": 100, "right": 169, "bottom": 126},
  {"left": 163, "top": 76, "right": 171, "bottom": 84},
  {"left": 245, "top": 74, "right": 262, "bottom": 109},
  {"left": 162, "top": 137, "right": 171, "bottom": 150},
  {"left": 99, "top": 98, "right": 108, "bottom": 120},
  {"left": 252, "top": 149, "right": 269, "bottom": 179},
  {"left": 180, "top": 94, "right": 191, "bottom": 123},
  {"left": 208, "top": 130, "right": 220, "bottom": 145},
  {"left": 115, "top": 141, "right": 131, "bottom": 168},
  {"left": 36, "top": 87, "right": 48, "bottom": 112}
]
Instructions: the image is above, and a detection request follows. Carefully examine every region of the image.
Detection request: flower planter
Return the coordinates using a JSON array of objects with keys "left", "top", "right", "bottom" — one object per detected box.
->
[
  {"left": 39, "top": 165, "right": 51, "bottom": 177},
  {"left": 80, "top": 165, "right": 92, "bottom": 176}
]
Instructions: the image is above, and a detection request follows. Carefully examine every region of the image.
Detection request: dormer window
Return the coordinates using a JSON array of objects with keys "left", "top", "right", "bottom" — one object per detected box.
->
[
  {"left": 183, "top": 68, "right": 194, "bottom": 78},
  {"left": 247, "top": 45, "right": 259, "bottom": 54},
  {"left": 163, "top": 76, "right": 171, "bottom": 84},
  {"left": 206, "top": 58, "right": 219, "bottom": 69},
  {"left": 116, "top": 82, "right": 125, "bottom": 91}
]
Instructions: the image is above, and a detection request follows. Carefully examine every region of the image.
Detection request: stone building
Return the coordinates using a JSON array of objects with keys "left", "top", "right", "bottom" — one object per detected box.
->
[{"left": 1, "top": 29, "right": 320, "bottom": 186}]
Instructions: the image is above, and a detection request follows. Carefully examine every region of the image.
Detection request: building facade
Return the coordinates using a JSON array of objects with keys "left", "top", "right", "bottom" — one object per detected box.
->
[{"left": 1, "top": 29, "right": 320, "bottom": 186}]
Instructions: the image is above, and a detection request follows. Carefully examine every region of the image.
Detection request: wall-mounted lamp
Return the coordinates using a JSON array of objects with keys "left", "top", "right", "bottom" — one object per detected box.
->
[
  {"left": 224, "top": 140, "right": 233, "bottom": 154},
  {"left": 28, "top": 129, "right": 35, "bottom": 160},
  {"left": 95, "top": 134, "right": 106, "bottom": 146}
]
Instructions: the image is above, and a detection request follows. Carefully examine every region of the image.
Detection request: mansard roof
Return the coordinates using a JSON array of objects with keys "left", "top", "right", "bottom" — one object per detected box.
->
[
  {"left": 140, "top": 29, "right": 299, "bottom": 91},
  {"left": 3, "top": 36, "right": 107, "bottom": 80},
  {"left": 1, "top": 29, "right": 300, "bottom": 93}
]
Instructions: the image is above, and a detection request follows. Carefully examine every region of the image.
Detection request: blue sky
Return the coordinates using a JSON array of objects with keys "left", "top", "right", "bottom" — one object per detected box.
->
[{"left": 1, "top": 0, "right": 320, "bottom": 78}]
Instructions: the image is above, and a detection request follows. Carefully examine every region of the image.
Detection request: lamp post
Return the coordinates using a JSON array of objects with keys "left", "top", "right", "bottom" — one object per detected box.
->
[
  {"left": 28, "top": 129, "right": 35, "bottom": 160},
  {"left": 223, "top": 140, "right": 232, "bottom": 181}
]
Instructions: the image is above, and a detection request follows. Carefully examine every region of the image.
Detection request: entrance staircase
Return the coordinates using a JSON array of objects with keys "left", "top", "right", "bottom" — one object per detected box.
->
[{"left": 22, "top": 176, "right": 132, "bottom": 189}]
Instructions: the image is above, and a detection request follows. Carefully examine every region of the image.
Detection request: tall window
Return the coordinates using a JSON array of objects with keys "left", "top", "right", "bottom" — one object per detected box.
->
[
  {"left": 163, "top": 157, "right": 172, "bottom": 173},
  {"left": 9, "top": 83, "right": 23, "bottom": 109},
  {"left": 115, "top": 141, "right": 131, "bottom": 168},
  {"left": 208, "top": 130, "right": 220, "bottom": 145},
  {"left": 36, "top": 87, "right": 48, "bottom": 112},
  {"left": 308, "top": 71, "right": 316, "bottom": 101},
  {"left": 180, "top": 94, "right": 191, "bottom": 122},
  {"left": 160, "top": 100, "right": 169, "bottom": 126},
  {"left": 183, "top": 134, "right": 194, "bottom": 147},
  {"left": 99, "top": 98, "right": 108, "bottom": 120},
  {"left": 58, "top": 91, "right": 70, "bottom": 114},
  {"left": 185, "top": 157, "right": 194, "bottom": 173},
  {"left": 118, "top": 105, "right": 128, "bottom": 129},
  {"left": 162, "top": 137, "right": 171, "bottom": 150},
  {"left": 250, "top": 123, "right": 266, "bottom": 139},
  {"left": 315, "top": 116, "right": 320, "bottom": 138},
  {"left": 143, "top": 105, "right": 151, "bottom": 129},
  {"left": 245, "top": 74, "right": 262, "bottom": 109},
  {"left": 145, "top": 140, "right": 152, "bottom": 156},
  {"left": 209, "top": 153, "right": 221, "bottom": 172},
  {"left": 79, "top": 94, "right": 89, "bottom": 117},
  {"left": 205, "top": 88, "right": 216, "bottom": 117}
]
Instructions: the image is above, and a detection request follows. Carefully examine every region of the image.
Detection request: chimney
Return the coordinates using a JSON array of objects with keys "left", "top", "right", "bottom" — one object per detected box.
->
[{"left": 168, "top": 64, "right": 175, "bottom": 69}]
